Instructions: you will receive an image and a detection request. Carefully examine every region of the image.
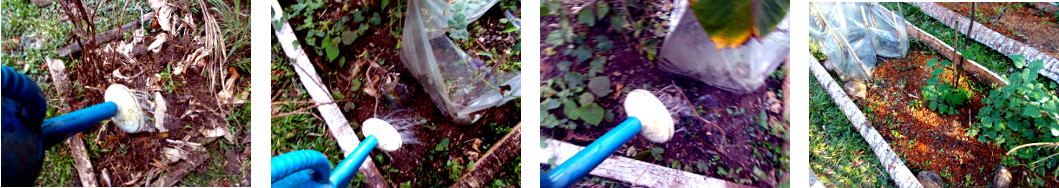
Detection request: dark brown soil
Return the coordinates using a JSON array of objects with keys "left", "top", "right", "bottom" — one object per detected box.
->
[
  {"left": 275, "top": 0, "right": 520, "bottom": 186},
  {"left": 59, "top": 3, "right": 250, "bottom": 187},
  {"left": 861, "top": 49, "right": 1057, "bottom": 187},
  {"left": 539, "top": 1, "right": 789, "bottom": 187},
  {"left": 938, "top": 2, "right": 1059, "bottom": 58}
]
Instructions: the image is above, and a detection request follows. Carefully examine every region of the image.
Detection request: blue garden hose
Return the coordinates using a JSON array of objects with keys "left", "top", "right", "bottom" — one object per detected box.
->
[
  {"left": 2, "top": 65, "right": 133, "bottom": 186},
  {"left": 330, "top": 136, "right": 377, "bottom": 188},
  {"left": 544, "top": 117, "right": 642, "bottom": 188},
  {"left": 41, "top": 102, "right": 118, "bottom": 148},
  {"left": 272, "top": 118, "right": 402, "bottom": 187},
  {"left": 542, "top": 89, "right": 675, "bottom": 188}
]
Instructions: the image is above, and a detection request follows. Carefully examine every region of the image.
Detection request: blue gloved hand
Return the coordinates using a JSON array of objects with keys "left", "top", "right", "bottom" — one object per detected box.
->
[
  {"left": 2, "top": 65, "right": 49, "bottom": 186},
  {"left": 272, "top": 169, "right": 332, "bottom": 188},
  {"left": 272, "top": 150, "right": 334, "bottom": 188}
]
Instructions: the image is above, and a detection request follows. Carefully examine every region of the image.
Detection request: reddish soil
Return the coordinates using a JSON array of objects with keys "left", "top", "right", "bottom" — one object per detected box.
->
[
  {"left": 863, "top": 49, "right": 1057, "bottom": 186},
  {"left": 275, "top": 0, "right": 520, "bottom": 186},
  {"left": 539, "top": 1, "right": 789, "bottom": 187},
  {"left": 938, "top": 2, "right": 1059, "bottom": 58}
]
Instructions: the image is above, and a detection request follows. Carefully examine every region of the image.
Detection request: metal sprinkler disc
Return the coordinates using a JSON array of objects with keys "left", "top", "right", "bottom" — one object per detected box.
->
[
  {"left": 624, "top": 89, "right": 675, "bottom": 143},
  {"left": 362, "top": 118, "right": 403, "bottom": 152},
  {"left": 105, "top": 84, "right": 145, "bottom": 133}
]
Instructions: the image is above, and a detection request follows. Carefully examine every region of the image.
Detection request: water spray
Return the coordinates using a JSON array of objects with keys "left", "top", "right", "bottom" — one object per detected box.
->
[
  {"left": 542, "top": 89, "right": 675, "bottom": 188},
  {"left": 271, "top": 118, "right": 405, "bottom": 188}
]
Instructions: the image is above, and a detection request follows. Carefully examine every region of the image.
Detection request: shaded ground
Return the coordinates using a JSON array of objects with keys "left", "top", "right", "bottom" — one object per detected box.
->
[
  {"left": 938, "top": 2, "right": 1059, "bottom": 58},
  {"left": 539, "top": 0, "right": 789, "bottom": 187},
  {"left": 271, "top": 0, "right": 521, "bottom": 186},
  {"left": 1, "top": 0, "right": 251, "bottom": 186}
]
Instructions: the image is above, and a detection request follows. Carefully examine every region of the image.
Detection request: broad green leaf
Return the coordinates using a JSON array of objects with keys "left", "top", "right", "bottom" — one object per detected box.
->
[
  {"left": 570, "top": 46, "right": 593, "bottom": 63},
  {"left": 580, "top": 103, "right": 605, "bottom": 125},
  {"left": 577, "top": 7, "right": 596, "bottom": 27},
  {"left": 1022, "top": 104, "right": 1041, "bottom": 118},
  {"left": 595, "top": 36, "right": 613, "bottom": 52},
  {"left": 342, "top": 30, "right": 357, "bottom": 45},
  {"left": 542, "top": 98, "right": 561, "bottom": 110},
  {"left": 546, "top": 30, "right": 565, "bottom": 46},
  {"left": 579, "top": 93, "right": 595, "bottom": 106},
  {"left": 690, "top": 0, "right": 788, "bottom": 48},
  {"left": 370, "top": 13, "right": 382, "bottom": 25},
  {"left": 556, "top": 61, "right": 572, "bottom": 72},
  {"left": 588, "top": 58, "right": 607, "bottom": 76},
  {"left": 587, "top": 76, "right": 612, "bottom": 97},
  {"left": 324, "top": 38, "right": 339, "bottom": 61},
  {"left": 1010, "top": 55, "right": 1026, "bottom": 69},
  {"left": 436, "top": 138, "right": 450, "bottom": 151},
  {"left": 563, "top": 100, "right": 580, "bottom": 120},
  {"left": 596, "top": 1, "right": 609, "bottom": 19}
]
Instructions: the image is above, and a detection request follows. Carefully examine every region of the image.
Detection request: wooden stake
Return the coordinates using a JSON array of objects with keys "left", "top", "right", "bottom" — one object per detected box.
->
[
  {"left": 270, "top": 1, "right": 388, "bottom": 187},
  {"left": 453, "top": 124, "right": 521, "bottom": 188},
  {"left": 541, "top": 139, "right": 749, "bottom": 188},
  {"left": 810, "top": 56, "right": 923, "bottom": 188},
  {"left": 45, "top": 58, "right": 98, "bottom": 187}
]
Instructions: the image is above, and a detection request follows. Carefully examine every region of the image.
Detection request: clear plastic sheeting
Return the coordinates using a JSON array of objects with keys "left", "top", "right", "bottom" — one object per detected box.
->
[
  {"left": 809, "top": 2, "right": 909, "bottom": 82},
  {"left": 399, "top": 0, "right": 520, "bottom": 124},
  {"left": 658, "top": 3, "right": 790, "bottom": 94}
]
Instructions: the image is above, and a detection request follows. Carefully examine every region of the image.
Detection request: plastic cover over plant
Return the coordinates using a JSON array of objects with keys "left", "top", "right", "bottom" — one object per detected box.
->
[
  {"left": 399, "top": 0, "right": 520, "bottom": 124},
  {"left": 658, "top": 1, "right": 790, "bottom": 94},
  {"left": 809, "top": 2, "right": 909, "bottom": 82}
]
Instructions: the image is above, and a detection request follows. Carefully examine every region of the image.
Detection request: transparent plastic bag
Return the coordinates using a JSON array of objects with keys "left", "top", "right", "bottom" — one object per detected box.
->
[
  {"left": 399, "top": 0, "right": 520, "bottom": 124},
  {"left": 810, "top": 2, "right": 908, "bottom": 82},
  {"left": 658, "top": 5, "right": 790, "bottom": 94},
  {"left": 868, "top": 3, "right": 909, "bottom": 58}
]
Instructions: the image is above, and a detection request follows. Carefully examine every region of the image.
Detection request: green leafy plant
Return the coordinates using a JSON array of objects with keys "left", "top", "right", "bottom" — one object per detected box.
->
[
  {"left": 541, "top": 55, "right": 613, "bottom": 129},
  {"left": 971, "top": 55, "right": 1059, "bottom": 172},
  {"left": 920, "top": 58, "right": 970, "bottom": 115},
  {"left": 447, "top": 0, "right": 470, "bottom": 41},
  {"left": 284, "top": 0, "right": 369, "bottom": 62}
]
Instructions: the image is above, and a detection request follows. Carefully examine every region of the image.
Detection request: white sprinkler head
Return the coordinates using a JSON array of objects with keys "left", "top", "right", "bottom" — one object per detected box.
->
[
  {"left": 624, "top": 89, "right": 675, "bottom": 143},
  {"left": 104, "top": 84, "right": 146, "bottom": 133},
  {"left": 362, "top": 118, "right": 403, "bottom": 152}
]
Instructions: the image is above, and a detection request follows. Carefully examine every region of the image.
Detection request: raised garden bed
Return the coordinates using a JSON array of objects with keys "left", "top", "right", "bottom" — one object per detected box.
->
[
  {"left": 270, "top": 0, "right": 521, "bottom": 187},
  {"left": 540, "top": 0, "right": 789, "bottom": 187},
  {"left": 810, "top": 3, "right": 1059, "bottom": 186},
  {"left": 938, "top": 2, "right": 1059, "bottom": 58}
]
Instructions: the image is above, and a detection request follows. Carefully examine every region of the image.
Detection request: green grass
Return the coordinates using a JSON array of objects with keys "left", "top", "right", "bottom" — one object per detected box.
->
[
  {"left": 809, "top": 73, "right": 897, "bottom": 187},
  {"left": 37, "top": 144, "right": 79, "bottom": 186},
  {"left": 270, "top": 44, "right": 364, "bottom": 187}
]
